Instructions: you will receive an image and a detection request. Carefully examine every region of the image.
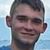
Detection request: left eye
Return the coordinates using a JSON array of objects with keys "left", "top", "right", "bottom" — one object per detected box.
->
[{"left": 32, "top": 18, "right": 42, "bottom": 24}]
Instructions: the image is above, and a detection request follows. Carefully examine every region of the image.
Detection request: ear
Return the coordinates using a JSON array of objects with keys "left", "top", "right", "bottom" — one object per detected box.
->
[
  {"left": 6, "top": 16, "right": 12, "bottom": 27},
  {"left": 42, "top": 23, "right": 47, "bottom": 33}
]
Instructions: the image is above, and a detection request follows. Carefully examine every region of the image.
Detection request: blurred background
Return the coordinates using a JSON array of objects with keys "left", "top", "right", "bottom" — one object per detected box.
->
[{"left": 0, "top": 0, "right": 50, "bottom": 50}]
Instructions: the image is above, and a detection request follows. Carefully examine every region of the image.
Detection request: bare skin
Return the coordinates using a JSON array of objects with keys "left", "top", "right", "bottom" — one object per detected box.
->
[{"left": 6, "top": 4, "right": 47, "bottom": 50}]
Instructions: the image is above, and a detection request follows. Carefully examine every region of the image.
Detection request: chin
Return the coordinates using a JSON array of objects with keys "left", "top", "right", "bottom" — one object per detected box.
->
[{"left": 19, "top": 38, "right": 36, "bottom": 45}]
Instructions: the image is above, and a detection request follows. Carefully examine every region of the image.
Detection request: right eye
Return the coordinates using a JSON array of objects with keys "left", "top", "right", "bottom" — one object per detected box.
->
[
  {"left": 16, "top": 15, "right": 28, "bottom": 22},
  {"left": 17, "top": 17, "right": 25, "bottom": 21}
]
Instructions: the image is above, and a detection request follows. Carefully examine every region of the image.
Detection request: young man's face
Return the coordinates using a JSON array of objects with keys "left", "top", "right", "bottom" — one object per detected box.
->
[{"left": 6, "top": 4, "right": 47, "bottom": 45}]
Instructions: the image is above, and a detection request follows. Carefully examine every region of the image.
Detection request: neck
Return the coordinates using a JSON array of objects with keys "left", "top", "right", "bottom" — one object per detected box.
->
[{"left": 11, "top": 39, "right": 35, "bottom": 50}]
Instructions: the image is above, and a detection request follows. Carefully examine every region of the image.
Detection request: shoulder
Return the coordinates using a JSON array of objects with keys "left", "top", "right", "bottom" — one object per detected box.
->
[{"left": 0, "top": 46, "right": 11, "bottom": 50}]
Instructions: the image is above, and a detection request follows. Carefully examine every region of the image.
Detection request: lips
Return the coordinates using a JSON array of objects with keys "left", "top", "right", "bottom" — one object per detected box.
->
[{"left": 21, "top": 32, "right": 35, "bottom": 36}]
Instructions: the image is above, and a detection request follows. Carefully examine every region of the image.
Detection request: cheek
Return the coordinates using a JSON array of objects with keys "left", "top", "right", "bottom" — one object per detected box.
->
[
  {"left": 14, "top": 21, "right": 24, "bottom": 28},
  {"left": 12, "top": 20, "right": 24, "bottom": 31},
  {"left": 36, "top": 25, "right": 43, "bottom": 33}
]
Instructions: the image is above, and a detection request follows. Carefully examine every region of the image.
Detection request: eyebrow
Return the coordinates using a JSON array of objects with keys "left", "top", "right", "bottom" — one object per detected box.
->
[
  {"left": 16, "top": 15, "right": 28, "bottom": 18},
  {"left": 33, "top": 18, "right": 43, "bottom": 21},
  {"left": 16, "top": 15, "right": 29, "bottom": 21},
  {"left": 32, "top": 18, "right": 43, "bottom": 22}
]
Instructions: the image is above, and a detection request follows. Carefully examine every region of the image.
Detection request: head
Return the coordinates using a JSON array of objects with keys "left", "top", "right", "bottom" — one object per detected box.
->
[{"left": 6, "top": 0, "right": 47, "bottom": 46}]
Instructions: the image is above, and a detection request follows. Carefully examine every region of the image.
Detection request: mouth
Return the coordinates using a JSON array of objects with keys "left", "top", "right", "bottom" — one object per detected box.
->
[{"left": 21, "top": 32, "right": 35, "bottom": 36}]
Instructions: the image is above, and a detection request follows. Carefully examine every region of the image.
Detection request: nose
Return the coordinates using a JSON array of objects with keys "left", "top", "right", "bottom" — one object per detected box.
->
[{"left": 24, "top": 20, "right": 33, "bottom": 32}]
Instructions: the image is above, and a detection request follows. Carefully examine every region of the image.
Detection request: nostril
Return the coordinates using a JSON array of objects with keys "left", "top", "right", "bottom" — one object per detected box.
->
[{"left": 24, "top": 28, "right": 33, "bottom": 32}]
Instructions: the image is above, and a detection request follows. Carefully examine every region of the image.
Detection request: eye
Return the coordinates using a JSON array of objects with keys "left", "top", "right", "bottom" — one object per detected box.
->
[
  {"left": 16, "top": 15, "right": 28, "bottom": 22},
  {"left": 32, "top": 18, "right": 42, "bottom": 25}
]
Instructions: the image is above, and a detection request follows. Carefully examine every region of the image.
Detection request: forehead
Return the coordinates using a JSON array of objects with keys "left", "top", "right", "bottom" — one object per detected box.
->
[{"left": 14, "top": 4, "right": 43, "bottom": 19}]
